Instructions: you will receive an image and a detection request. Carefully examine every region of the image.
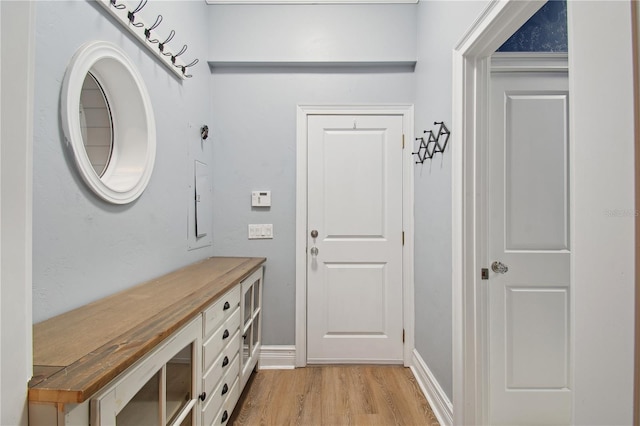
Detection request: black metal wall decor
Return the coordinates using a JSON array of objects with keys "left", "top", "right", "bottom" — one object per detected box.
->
[
  {"left": 413, "top": 121, "right": 450, "bottom": 164},
  {"left": 96, "top": 0, "right": 199, "bottom": 80}
]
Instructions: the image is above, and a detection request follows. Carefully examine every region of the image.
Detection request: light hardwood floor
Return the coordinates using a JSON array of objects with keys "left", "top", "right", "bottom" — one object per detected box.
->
[{"left": 229, "top": 365, "right": 440, "bottom": 426}]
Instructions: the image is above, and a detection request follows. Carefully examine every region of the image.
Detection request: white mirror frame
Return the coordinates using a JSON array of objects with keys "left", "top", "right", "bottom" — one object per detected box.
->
[{"left": 62, "top": 41, "right": 156, "bottom": 204}]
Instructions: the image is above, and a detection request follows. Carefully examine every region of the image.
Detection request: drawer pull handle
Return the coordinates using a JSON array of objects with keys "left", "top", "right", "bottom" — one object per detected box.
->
[
  {"left": 222, "top": 356, "right": 229, "bottom": 367},
  {"left": 221, "top": 383, "right": 229, "bottom": 395},
  {"left": 222, "top": 329, "right": 230, "bottom": 339},
  {"left": 199, "top": 392, "right": 207, "bottom": 401},
  {"left": 223, "top": 301, "right": 230, "bottom": 311},
  {"left": 221, "top": 410, "right": 228, "bottom": 424}
]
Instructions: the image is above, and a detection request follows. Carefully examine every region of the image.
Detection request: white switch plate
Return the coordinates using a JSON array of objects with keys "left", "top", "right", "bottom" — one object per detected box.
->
[
  {"left": 251, "top": 191, "right": 271, "bottom": 207},
  {"left": 248, "top": 224, "right": 273, "bottom": 239}
]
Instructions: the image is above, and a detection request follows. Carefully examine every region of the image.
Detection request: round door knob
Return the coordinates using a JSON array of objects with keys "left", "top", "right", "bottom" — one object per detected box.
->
[
  {"left": 491, "top": 261, "right": 509, "bottom": 274},
  {"left": 311, "top": 229, "right": 318, "bottom": 238},
  {"left": 199, "top": 392, "right": 207, "bottom": 401},
  {"left": 310, "top": 247, "right": 319, "bottom": 256}
]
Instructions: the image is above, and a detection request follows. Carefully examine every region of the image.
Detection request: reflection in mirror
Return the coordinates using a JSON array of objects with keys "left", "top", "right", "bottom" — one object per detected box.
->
[{"left": 79, "top": 73, "right": 113, "bottom": 177}]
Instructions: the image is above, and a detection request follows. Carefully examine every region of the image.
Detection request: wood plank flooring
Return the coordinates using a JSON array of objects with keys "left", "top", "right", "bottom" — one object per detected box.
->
[{"left": 229, "top": 366, "right": 440, "bottom": 426}]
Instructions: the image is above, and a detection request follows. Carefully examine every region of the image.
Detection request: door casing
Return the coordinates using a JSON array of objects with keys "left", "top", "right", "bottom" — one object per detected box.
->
[
  {"left": 295, "top": 104, "right": 415, "bottom": 367},
  {"left": 451, "top": 1, "right": 549, "bottom": 424}
]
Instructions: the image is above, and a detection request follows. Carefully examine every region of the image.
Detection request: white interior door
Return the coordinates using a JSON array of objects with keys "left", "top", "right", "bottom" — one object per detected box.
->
[
  {"left": 306, "top": 114, "right": 404, "bottom": 363},
  {"left": 488, "top": 68, "right": 571, "bottom": 425}
]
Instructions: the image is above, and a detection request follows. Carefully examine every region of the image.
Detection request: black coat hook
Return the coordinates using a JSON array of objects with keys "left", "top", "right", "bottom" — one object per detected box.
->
[
  {"left": 128, "top": 0, "right": 148, "bottom": 27},
  {"left": 144, "top": 15, "right": 163, "bottom": 43},
  {"left": 171, "top": 45, "right": 187, "bottom": 64},
  {"left": 109, "top": 0, "right": 126, "bottom": 10},
  {"left": 178, "top": 58, "right": 199, "bottom": 78},
  {"left": 413, "top": 121, "right": 451, "bottom": 164},
  {"left": 158, "top": 30, "right": 175, "bottom": 56}
]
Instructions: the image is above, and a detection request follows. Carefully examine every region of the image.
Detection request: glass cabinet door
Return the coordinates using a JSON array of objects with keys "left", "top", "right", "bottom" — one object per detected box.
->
[
  {"left": 165, "top": 344, "right": 194, "bottom": 425},
  {"left": 240, "top": 268, "right": 263, "bottom": 388},
  {"left": 93, "top": 318, "right": 202, "bottom": 426},
  {"left": 116, "top": 370, "right": 161, "bottom": 426}
]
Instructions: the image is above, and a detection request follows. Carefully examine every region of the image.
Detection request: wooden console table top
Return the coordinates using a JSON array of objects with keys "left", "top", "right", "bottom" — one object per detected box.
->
[{"left": 29, "top": 256, "right": 265, "bottom": 404}]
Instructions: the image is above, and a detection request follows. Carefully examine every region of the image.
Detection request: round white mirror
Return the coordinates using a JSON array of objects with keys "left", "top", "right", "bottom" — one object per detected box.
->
[{"left": 62, "top": 41, "right": 156, "bottom": 204}]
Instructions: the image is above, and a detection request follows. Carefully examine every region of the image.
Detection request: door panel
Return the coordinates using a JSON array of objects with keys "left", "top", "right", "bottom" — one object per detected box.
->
[
  {"left": 489, "top": 71, "right": 571, "bottom": 425},
  {"left": 307, "top": 114, "right": 403, "bottom": 363},
  {"left": 506, "top": 287, "right": 569, "bottom": 389},
  {"left": 505, "top": 93, "right": 569, "bottom": 250},
  {"left": 325, "top": 263, "right": 386, "bottom": 333},
  {"left": 324, "top": 131, "right": 385, "bottom": 238}
]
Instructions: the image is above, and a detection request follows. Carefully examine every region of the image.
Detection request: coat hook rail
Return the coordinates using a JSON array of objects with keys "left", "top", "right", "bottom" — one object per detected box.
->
[
  {"left": 96, "top": 0, "right": 199, "bottom": 80},
  {"left": 413, "top": 121, "right": 451, "bottom": 164}
]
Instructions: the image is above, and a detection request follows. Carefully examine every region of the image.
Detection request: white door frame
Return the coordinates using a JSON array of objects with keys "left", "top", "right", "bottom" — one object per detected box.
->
[
  {"left": 295, "top": 104, "right": 414, "bottom": 367},
  {"left": 0, "top": 1, "right": 35, "bottom": 424},
  {"left": 451, "top": 1, "right": 548, "bottom": 424}
]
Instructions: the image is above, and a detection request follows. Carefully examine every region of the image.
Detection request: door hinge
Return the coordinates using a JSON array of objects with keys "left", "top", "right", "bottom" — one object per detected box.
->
[
  {"left": 402, "top": 134, "right": 405, "bottom": 149},
  {"left": 481, "top": 268, "right": 489, "bottom": 280},
  {"left": 402, "top": 329, "right": 405, "bottom": 343},
  {"left": 402, "top": 231, "right": 405, "bottom": 246}
]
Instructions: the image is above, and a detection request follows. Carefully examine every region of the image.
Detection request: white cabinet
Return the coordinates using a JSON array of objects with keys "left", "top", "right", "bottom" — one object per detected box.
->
[
  {"left": 201, "top": 286, "right": 241, "bottom": 426},
  {"left": 240, "top": 268, "right": 263, "bottom": 388},
  {"left": 201, "top": 266, "right": 264, "bottom": 426},
  {"left": 29, "top": 258, "right": 265, "bottom": 426},
  {"left": 92, "top": 317, "right": 202, "bottom": 426}
]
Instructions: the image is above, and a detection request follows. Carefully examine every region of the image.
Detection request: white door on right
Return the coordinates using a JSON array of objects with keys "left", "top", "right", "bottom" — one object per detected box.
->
[{"left": 488, "top": 67, "right": 570, "bottom": 425}]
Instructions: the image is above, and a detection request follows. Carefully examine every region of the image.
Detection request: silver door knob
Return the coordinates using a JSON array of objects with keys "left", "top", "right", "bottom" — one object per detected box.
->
[
  {"left": 491, "top": 261, "right": 508, "bottom": 274},
  {"left": 311, "top": 230, "right": 318, "bottom": 238},
  {"left": 310, "top": 247, "right": 319, "bottom": 256}
]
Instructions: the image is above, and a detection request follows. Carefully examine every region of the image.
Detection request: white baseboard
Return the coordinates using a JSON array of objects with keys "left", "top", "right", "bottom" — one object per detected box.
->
[
  {"left": 410, "top": 349, "right": 453, "bottom": 426},
  {"left": 258, "top": 345, "right": 296, "bottom": 370}
]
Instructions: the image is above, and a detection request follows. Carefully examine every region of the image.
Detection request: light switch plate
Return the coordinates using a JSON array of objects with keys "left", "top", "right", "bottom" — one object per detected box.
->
[{"left": 248, "top": 224, "right": 274, "bottom": 239}]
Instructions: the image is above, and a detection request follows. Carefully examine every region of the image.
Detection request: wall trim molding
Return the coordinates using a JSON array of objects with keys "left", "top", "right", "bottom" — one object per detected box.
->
[
  {"left": 490, "top": 52, "right": 568, "bottom": 73},
  {"left": 208, "top": 61, "right": 416, "bottom": 72},
  {"left": 259, "top": 345, "right": 296, "bottom": 370},
  {"left": 410, "top": 349, "right": 453, "bottom": 426},
  {"left": 206, "top": 0, "right": 417, "bottom": 4}
]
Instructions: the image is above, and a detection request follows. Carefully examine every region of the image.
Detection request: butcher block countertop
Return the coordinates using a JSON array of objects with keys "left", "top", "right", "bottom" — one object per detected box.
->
[{"left": 29, "top": 256, "right": 266, "bottom": 405}]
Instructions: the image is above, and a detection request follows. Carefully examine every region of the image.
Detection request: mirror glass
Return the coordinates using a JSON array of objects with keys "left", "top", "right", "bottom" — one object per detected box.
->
[{"left": 79, "top": 73, "right": 113, "bottom": 177}]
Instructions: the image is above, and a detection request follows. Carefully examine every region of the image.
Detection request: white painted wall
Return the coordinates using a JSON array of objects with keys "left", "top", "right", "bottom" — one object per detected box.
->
[
  {"left": 568, "top": 2, "right": 635, "bottom": 424},
  {"left": 32, "top": 1, "right": 213, "bottom": 322},
  {"left": 413, "top": 0, "right": 489, "bottom": 400},
  {"left": 1, "top": 2, "right": 34, "bottom": 424},
  {"left": 207, "top": 3, "right": 417, "bottom": 345},
  {"left": 208, "top": 5, "right": 416, "bottom": 62}
]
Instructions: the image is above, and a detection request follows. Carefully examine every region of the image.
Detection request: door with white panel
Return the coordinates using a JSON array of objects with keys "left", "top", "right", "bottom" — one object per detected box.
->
[
  {"left": 306, "top": 114, "right": 404, "bottom": 363},
  {"left": 488, "top": 69, "right": 570, "bottom": 425}
]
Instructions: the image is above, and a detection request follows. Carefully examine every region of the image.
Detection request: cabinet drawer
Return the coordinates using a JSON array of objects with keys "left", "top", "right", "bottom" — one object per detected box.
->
[
  {"left": 203, "top": 331, "right": 240, "bottom": 395},
  {"left": 202, "top": 360, "right": 239, "bottom": 426},
  {"left": 203, "top": 308, "right": 240, "bottom": 369},
  {"left": 213, "top": 378, "right": 240, "bottom": 426},
  {"left": 203, "top": 286, "right": 241, "bottom": 338}
]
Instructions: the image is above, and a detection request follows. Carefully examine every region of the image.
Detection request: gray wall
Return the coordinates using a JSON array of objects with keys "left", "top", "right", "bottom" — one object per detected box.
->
[
  {"left": 413, "top": 0, "right": 489, "bottom": 399},
  {"left": 32, "top": 1, "right": 213, "bottom": 322},
  {"left": 207, "top": 4, "right": 417, "bottom": 345},
  {"left": 31, "top": 1, "right": 488, "bottom": 403}
]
